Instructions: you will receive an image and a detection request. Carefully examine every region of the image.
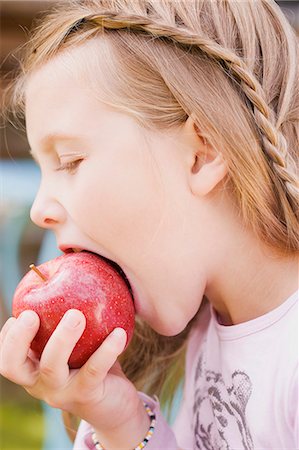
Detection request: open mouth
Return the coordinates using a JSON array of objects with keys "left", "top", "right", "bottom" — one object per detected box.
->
[{"left": 63, "top": 248, "right": 134, "bottom": 299}]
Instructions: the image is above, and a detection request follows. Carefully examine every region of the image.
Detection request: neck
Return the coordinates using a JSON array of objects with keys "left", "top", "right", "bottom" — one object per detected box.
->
[{"left": 205, "top": 231, "right": 298, "bottom": 326}]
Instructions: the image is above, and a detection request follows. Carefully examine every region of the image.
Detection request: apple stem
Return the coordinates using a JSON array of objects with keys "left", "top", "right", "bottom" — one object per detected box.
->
[{"left": 29, "top": 264, "right": 47, "bottom": 282}]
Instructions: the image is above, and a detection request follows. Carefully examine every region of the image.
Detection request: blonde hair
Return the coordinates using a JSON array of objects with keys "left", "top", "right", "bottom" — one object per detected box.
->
[{"left": 5, "top": 0, "right": 299, "bottom": 438}]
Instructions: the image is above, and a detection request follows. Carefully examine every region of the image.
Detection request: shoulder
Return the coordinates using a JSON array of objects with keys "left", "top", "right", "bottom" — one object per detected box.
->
[{"left": 271, "top": 290, "right": 298, "bottom": 368}]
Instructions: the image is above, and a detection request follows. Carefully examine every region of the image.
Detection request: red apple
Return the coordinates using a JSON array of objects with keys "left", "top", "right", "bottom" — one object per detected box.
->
[{"left": 12, "top": 251, "right": 135, "bottom": 368}]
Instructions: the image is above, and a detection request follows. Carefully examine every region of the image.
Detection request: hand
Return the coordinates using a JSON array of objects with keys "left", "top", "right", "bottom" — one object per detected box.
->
[{"left": 0, "top": 309, "right": 145, "bottom": 435}]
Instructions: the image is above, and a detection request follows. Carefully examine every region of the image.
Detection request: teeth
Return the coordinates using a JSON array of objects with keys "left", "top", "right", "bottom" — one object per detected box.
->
[{"left": 72, "top": 248, "right": 81, "bottom": 253}]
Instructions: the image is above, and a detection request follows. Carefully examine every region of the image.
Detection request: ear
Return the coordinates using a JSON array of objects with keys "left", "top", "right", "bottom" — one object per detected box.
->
[{"left": 183, "top": 116, "right": 228, "bottom": 197}]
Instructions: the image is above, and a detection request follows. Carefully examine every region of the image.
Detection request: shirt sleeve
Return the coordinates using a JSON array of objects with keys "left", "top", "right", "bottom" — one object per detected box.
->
[
  {"left": 73, "top": 419, "right": 94, "bottom": 450},
  {"left": 72, "top": 392, "right": 178, "bottom": 450}
]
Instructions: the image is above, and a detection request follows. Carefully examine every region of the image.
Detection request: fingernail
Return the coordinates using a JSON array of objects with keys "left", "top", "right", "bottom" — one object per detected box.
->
[
  {"left": 19, "top": 311, "right": 36, "bottom": 327},
  {"left": 63, "top": 310, "right": 82, "bottom": 328},
  {"left": 111, "top": 328, "right": 126, "bottom": 340}
]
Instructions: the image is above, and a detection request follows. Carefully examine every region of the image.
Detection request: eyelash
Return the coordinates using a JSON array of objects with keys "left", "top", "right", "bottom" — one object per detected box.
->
[{"left": 56, "top": 159, "right": 84, "bottom": 174}]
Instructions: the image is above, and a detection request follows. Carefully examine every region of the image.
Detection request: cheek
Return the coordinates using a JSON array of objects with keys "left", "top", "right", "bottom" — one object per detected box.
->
[{"left": 70, "top": 154, "right": 165, "bottom": 252}]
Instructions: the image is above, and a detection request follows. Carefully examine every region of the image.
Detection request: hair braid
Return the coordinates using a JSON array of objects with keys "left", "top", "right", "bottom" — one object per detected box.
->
[{"left": 66, "top": 11, "right": 298, "bottom": 216}]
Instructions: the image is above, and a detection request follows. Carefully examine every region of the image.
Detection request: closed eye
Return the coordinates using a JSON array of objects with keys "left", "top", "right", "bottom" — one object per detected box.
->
[{"left": 56, "top": 158, "right": 84, "bottom": 174}]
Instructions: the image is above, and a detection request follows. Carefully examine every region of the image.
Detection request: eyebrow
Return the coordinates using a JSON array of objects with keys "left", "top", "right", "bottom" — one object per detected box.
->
[{"left": 29, "top": 132, "right": 79, "bottom": 162}]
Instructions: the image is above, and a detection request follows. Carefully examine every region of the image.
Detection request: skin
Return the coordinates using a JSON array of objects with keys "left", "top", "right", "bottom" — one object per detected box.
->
[{"left": 0, "top": 42, "right": 298, "bottom": 448}]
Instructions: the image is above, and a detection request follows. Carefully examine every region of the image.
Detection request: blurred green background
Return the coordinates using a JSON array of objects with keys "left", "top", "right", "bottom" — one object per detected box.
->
[
  {"left": 0, "top": 378, "right": 44, "bottom": 450},
  {"left": 0, "top": 1, "right": 298, "bottom": 449}
]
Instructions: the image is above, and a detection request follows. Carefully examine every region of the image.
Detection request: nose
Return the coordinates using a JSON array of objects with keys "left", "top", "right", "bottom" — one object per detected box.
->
[{"left": 30, "top": 184, "right": 66, "bottom": 229}]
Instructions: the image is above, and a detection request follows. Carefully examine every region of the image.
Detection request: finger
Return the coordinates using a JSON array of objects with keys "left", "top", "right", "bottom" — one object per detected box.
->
[
  {"left": 39, "top": 309, "right": 86, "bottom": 388},
  {"left": 0, "top": 317, "right": 17, "bottom": 347},
  {"left": 0, "top": 311, "right": 40, "bottom": 385},
  {"left": 77, "top": 328, "right": 127, "bottom": 390}
]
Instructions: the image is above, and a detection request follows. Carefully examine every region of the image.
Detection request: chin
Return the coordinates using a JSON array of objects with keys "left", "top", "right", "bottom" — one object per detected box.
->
[{"left": 149, "top": 318, "right": 189, "bottom": 337}]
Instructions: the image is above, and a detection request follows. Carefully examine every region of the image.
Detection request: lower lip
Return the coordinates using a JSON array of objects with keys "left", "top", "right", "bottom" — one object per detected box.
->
[{"left": 130, "top": 285, "right": 141, "bottom": 315}]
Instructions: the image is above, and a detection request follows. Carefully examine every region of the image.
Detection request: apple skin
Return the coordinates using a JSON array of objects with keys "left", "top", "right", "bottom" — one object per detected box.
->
[{"left": 12, "top": 251, "right": 135, "bottom": 369}]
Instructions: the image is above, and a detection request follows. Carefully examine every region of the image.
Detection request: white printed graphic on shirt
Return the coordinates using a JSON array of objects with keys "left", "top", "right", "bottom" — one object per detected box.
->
[{"left": 193, "top": 353, "right": 254, "bottom": 450}]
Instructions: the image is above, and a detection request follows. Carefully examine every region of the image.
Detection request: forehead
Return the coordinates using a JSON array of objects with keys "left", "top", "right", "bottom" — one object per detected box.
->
[
  {"left": 24, "top": 41, "right": 154, "bottom": 154},
  {"left": 25, "top": 40, "right": 109, "bottom": 108},
  {"left": 24, "top": 41, "right": 115, "bottom": 142}
]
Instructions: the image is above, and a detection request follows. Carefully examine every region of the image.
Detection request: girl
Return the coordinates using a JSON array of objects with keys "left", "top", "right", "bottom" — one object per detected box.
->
[{"left": 1, "top": 0, "right": 298, "bottom": 448}]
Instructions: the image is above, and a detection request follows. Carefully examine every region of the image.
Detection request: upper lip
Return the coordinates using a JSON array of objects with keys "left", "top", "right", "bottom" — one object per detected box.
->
[{"left": 59, "top": 245, "right": 83, "bottom": 254}]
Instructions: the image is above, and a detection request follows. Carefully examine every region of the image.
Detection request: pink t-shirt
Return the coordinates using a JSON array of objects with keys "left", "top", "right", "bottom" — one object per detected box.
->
[{"left": 73, "top": 290, "right": 298, "bottom": 449}]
